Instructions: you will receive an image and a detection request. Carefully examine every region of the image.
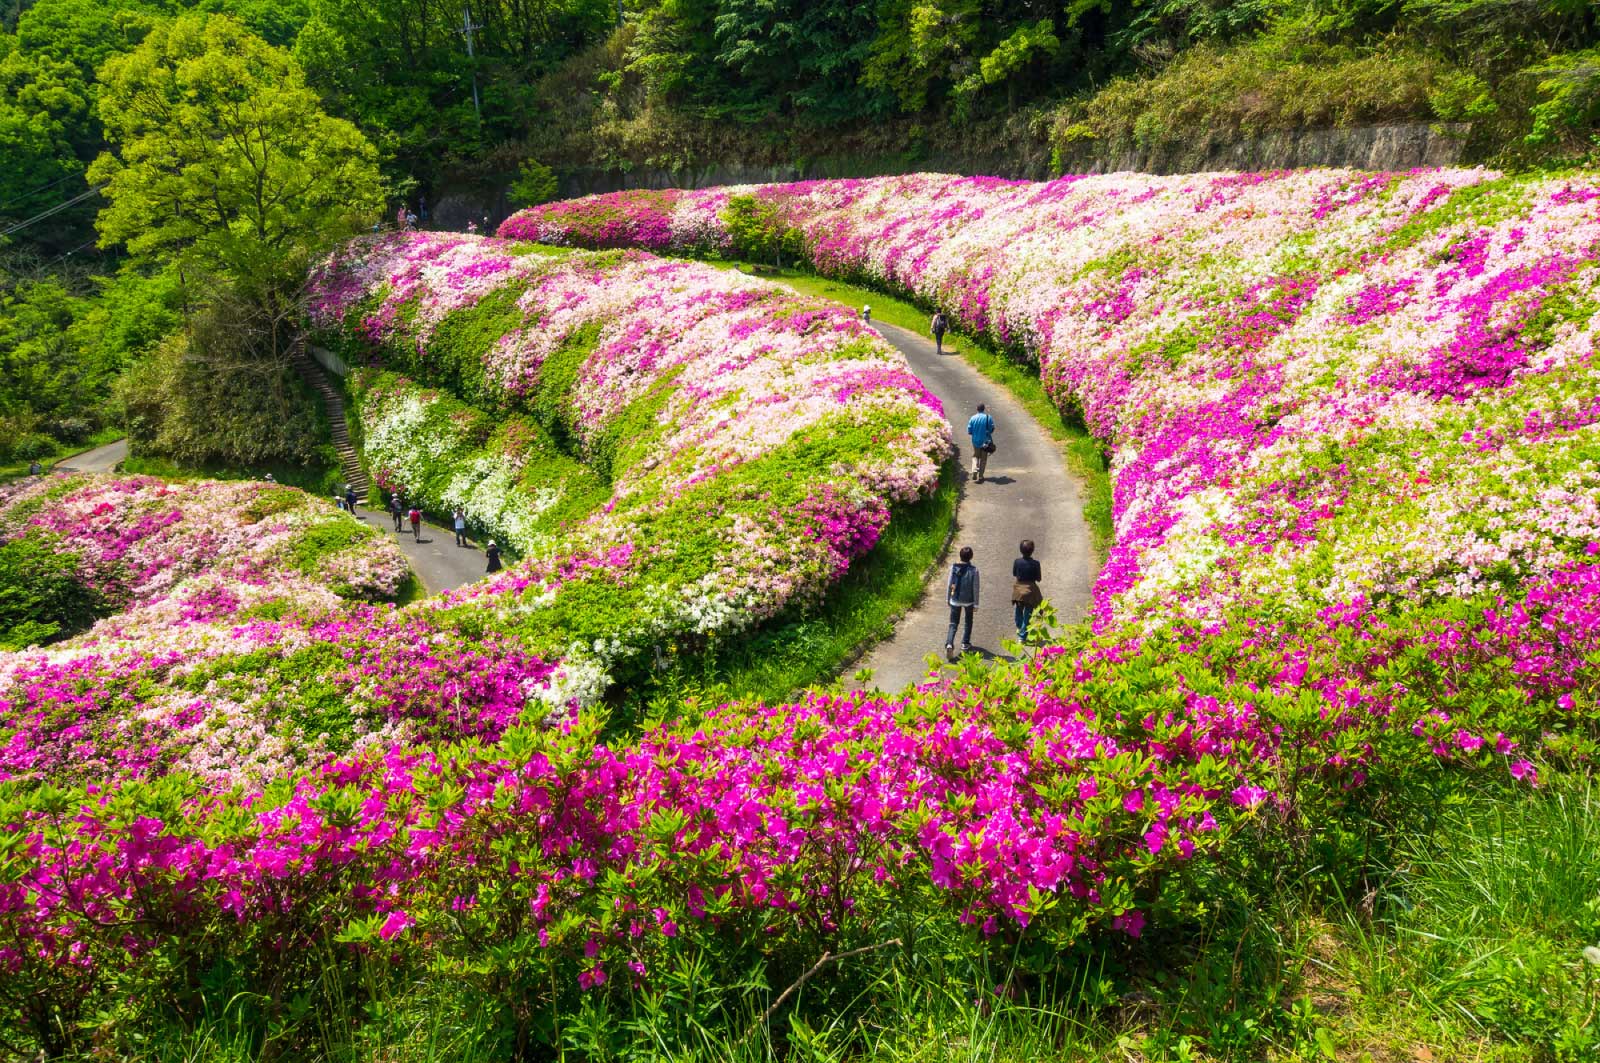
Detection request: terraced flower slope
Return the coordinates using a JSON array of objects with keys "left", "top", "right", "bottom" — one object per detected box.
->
[{"left": 4, "top": 171, "right": 1599, "bottom": 1047}]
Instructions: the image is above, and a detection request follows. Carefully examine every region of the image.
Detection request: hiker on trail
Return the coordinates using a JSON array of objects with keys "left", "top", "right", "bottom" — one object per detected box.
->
[
  {"left": 930, "top": 311, "right": 949, "bottom": 354},
  {"left": 966, "top": 403, "right": 996, "bottom": 483},
  {"left": 408, "top": 506, "right": 422, "bottom": 542},
  {"left": 485, "top": 540, "right": 502, "bottom": 573},
  {"left": 406, "top": 209, "right": 418, "bottom": 230},
  {"left": 452, "top": 508, "right": 467, "bottom": 547},
  {"left": 944, "top": 546, "right": 980, "bottom": 660},
  {"left": 1012, "top": 539, "right": 1043, "bottom": 643},
  {"left": 396, "top": 206, "right": 407, "bottom": 230},
  {"left": 333, "top": 493, "right": 345, "bottom": 512},
  {"left": 862, "top": 304, "right": 872, "bottom": 324},
  {"left": 28, "top": 460, "right": 41, "bottom": 476},
  {"left": 390, "top": 494, "right": 404, "bottom": 532},
  {"left": 344, "top": 486, "right": 358, "bottom": 512}
]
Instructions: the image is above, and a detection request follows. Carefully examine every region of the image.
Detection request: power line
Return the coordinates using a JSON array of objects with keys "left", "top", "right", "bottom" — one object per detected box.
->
[
  {"left": 0, "top": 185, "right": 102, "bottom": 239},
  {"left": 39, "top": 238, "right": 100, "bottom": 271},
  {"left": 0, "top": 171, "right": 82, "bottom": 213}
]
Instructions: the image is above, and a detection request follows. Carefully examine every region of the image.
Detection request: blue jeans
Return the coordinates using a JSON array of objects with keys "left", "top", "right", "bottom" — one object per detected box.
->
[
  {"left": 946, "top": 605, "right": 974, "bottom": 649},
  {"left": 1015, "top": 602, "right": 1036, "bottom": 642}
]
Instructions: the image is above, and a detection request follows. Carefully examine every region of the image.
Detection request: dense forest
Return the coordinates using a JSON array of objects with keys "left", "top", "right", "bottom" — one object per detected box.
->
[{"left": 3, "top": 0, "right": 1600, "bottom": 474}]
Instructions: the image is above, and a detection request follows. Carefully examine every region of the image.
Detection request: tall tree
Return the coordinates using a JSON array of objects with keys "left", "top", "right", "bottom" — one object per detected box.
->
[{"left": 89, "top": 12, "right": 383, "bottom": 322}]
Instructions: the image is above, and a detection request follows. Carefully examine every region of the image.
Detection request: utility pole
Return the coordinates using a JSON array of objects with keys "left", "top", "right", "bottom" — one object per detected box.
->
[{"left": 460, "top": 5, "right": 482, "bottom": 124}]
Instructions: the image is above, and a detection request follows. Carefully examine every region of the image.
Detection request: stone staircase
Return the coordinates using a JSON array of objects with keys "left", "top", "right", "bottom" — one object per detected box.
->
[{"left": 293, "top": 338, "right": 370, "bottom": 504}]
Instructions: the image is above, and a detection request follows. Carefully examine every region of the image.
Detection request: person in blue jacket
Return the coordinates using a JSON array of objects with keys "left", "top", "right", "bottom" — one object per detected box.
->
[{"left": 966, "top": 403, "right": 996, "bottom": 483}]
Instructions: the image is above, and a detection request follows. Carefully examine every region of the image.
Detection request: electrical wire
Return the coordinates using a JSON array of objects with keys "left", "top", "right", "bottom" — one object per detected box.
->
[
  {"left": 0, "top": 186, "right": 102, "bottom": 239},
  {"left": 0, "top": 171, "right": 83, "bottom": 213}
]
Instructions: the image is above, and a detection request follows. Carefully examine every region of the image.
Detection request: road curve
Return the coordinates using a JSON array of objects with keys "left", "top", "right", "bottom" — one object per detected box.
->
[
  {"left": 53, "top": 438, "right": 128, "bottom": 475},
  {"left": 852, "top": 322, "right": 1099, "bottom": 692}
]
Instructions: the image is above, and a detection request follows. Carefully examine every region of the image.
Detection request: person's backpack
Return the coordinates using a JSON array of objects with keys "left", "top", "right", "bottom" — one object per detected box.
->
[{"left": 948, "top": 563, "right": 977, "bottom": 605}]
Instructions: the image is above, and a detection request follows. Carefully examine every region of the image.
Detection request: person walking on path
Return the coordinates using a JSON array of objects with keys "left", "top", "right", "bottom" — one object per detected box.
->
[
  {"left": 944, "top": 546, "right": 980, "bottom": 660},
  {"left": 408, "top": 505, "right": 422, "bottom": 542},
  {"left": 390, "top": 494, "right": 404, "bottom": 532},
  {"left": 862, "top": 304, "right": 872, "bottom": 324},
  {"left": 344, "top": 486, "right": 358, "bottom": 513},
  {"left": 396, "top": 206, "right": 407, "bottom": 230},
  {"left": 452, "top": 509, "right": 468, "bottom": 547},
  {"left": 930, "top": 311, "right": 949, "bottom": 354},
  {"left": 28, "top": 460, "right": 41, "bottom": 476},
  {"left": 966, "top": 403, "right": 996, "bottom": 483},
  {"left": 485, "top": 540, "right": 502, "bottom": 573},
  {"left": 1012, "top": 539, "right": 1043, "bottom": 643}
]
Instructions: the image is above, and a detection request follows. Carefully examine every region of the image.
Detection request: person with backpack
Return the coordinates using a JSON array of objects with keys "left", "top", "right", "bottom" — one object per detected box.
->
[
  {"left": 344, "top": 486, "right": 358, "bottom": 513},
  {"left": 944, "top": 546, "right": 980, "bottom": 660},
  {"left": 452, "top": 508, "right": 467, "bottom": 547},
  {"left": 408, "top": 505, "right": 422, "bottom": 542},
  {"left": 930, "top": 311, "right": 949, "bottom": 354},
  {"left": 390, "top": 494, "right": 404, "bottom": 532},
  {"left": 966, "top": 403, "right": 996, "bottom": 483},
  {"left": 1012, "top": 539, "right": 1044, "bottom": 643},
  {"left": 485, "top": 540, "right": 503, "bottom": 573}
]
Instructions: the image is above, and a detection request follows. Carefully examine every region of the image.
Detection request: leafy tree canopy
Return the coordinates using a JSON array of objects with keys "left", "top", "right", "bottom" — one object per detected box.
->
[{"left": 88, "top": 12, "right": 384, "bottom": 295}]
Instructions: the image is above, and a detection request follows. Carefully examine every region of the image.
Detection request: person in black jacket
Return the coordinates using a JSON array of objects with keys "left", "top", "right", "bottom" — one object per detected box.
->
[
  {"left": 485, "top": 540, "right": 502, "bottom": 573},
  {"left": 944, "top": 545, "right": 979, "bottom": 659},
  {"left": 1012, "top": 539, "right": 1043, "bottom": 642}
]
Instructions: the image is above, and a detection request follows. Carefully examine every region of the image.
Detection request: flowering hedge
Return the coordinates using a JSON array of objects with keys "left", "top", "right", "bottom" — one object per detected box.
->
[
  {"left": 0, "top": 473, "right": 410, "bottom": 631},
  {"left": 308, "top": 232, "right": 950, "bottom": 694}
]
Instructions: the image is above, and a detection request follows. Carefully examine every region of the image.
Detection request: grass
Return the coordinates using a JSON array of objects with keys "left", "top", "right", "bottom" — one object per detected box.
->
[
  {"left": 0, "top": 426, "right": 125, "bottom": 483},
  {"left": 120, "top": 453, "right": 344, "bottom": 498}
]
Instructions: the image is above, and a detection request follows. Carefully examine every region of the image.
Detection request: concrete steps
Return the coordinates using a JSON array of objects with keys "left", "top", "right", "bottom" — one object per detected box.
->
[{"left": 293, "top": 339, "right": 370, "bottom": 504}]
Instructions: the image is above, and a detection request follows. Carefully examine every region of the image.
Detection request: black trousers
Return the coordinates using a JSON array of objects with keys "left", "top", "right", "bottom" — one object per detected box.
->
[{"left": 946, "top": 605, "right": 974, "bottom": 648}]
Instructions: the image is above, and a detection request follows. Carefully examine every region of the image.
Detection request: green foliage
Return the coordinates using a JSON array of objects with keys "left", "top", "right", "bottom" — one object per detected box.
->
[
  {"left": 508, "top": 157, "right": 559, "bottom": 208},
  {"left": 89, "top": 12, "right": 384, "bottom": 298},
  {"left": 118, "top": 306, "right": 330, "bottom": 469},
  {"left": 0, "top": 533, "right": 100, "bottom": 648},
  {"left": 1525, "top": 46, "right": 1600, "bottom": 148},
  {"left": 1050, "top": 34, "right": 1452, "bottom": 159},
  {"left": 720, "top": 194, "right": 801, "bottom": 265}
]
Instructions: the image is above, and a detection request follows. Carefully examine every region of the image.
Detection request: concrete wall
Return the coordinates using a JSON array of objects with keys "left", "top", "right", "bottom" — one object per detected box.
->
[{"left": 550, "top": 122, "right": 1470, "bottom": 199}]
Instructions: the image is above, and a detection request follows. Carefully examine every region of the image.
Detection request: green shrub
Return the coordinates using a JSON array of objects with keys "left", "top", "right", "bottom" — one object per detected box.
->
[
  {"left": 509, "top": 157, "right": 559, "bottom": 207},
  {"left": 1050, "top": 36, "right": 1452, "bottom": 157},
  {"left": 0, "top": 535, "right": 101, "bottom": 649}
]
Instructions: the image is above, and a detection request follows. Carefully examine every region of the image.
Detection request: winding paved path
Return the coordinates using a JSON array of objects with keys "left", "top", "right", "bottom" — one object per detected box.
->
[
  {"left": 346, "top": 505, "right": 491, "bottom": 596},
  {"left": 53, "top": 438, "right": 128, "bottom": 475},
  {"left": 853, "top": 323, "right": 1098, "bottom": 692}
]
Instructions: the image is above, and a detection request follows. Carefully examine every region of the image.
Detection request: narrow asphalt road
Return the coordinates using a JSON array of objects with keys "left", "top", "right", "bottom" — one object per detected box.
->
[
  {"left": 853, "top": 323, "right": 1099, "bottom": 693},
  {"left": 53, "top": 438, "right": 128, "bottom": 474},
  {"left": 347, "top": 504, "right": 492, "bottom": 596}
]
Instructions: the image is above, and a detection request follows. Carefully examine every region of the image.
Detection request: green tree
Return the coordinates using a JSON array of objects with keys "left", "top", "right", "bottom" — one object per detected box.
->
[
  {"left": 509, "top": 157, "right": 560, "bottom": 206},
  {"left": 90, "top": 12, "right": 383, "bottom": 311}
]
